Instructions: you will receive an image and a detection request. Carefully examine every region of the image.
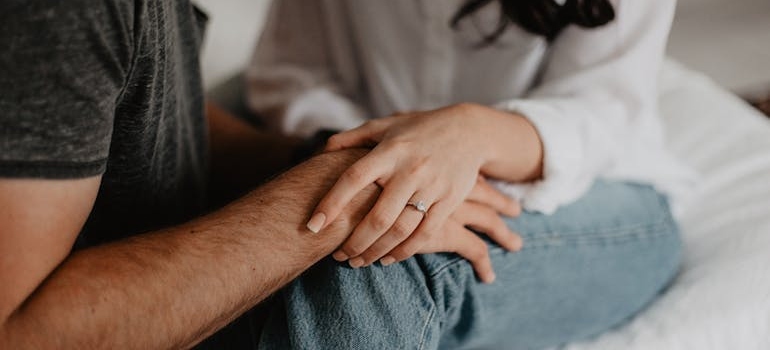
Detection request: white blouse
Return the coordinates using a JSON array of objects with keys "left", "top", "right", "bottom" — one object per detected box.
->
[{"left": 246, "top": 0, "right": 694, "bottom": 214}]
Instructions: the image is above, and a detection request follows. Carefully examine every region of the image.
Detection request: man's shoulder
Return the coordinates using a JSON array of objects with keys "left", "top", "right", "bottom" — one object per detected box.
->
[
  {"left": 0, "top": 0, "right": 136, "bottom": 16},
  {"left": 0, "top": 0, "right": 137, "bottom": 35},
  {"left": 0, "top": 0, "right": 142, "bottom": 180}
]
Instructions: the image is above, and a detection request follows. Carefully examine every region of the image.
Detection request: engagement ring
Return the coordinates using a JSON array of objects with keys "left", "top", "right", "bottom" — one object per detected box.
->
[{"left": 406, "top": 200, "right": 428, "bottom": 216}]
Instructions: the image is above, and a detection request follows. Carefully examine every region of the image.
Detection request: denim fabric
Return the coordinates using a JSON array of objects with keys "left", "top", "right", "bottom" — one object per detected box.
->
[{"left": 215, "top": 180, "right": 681, "bottom": 349}]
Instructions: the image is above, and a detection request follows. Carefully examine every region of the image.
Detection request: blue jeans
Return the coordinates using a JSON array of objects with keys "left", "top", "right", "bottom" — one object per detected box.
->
[{"left": 206, "top": 180, "right": 682, "bottom": 349}]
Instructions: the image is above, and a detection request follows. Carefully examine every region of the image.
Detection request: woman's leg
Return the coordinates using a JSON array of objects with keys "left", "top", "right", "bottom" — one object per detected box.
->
[
  {"left": 434, "top": 180, "right": 681, "bottom": 349},
  {"left": 258, "top": 180, "right": 682, "bottom": 349}
]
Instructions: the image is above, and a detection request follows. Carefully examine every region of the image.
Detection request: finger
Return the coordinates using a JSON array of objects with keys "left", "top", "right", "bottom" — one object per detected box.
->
[
  {"left": 452, "top": 227, "right": 496, "bottom": 283},
  {"left": 324, "top": 120, "right": 389, "bottom": 152},
  {"left": 354, "top": 206, "right": 424, "bottom": 267},
  {"left": 466, "top": 176, "right": 521, "bottom": 217},
  {"left": 382, "top": 199, "right": 454, "bottom": 264},
  {"left": 430, "top": 223, "right": 496, "bottom": 284},
  {"left": 333, "top": 176, "right": 417, "bottom": 265},
  {"left": 453, "top": 202, "right": 523, "bottom": 252},
  {"left": 307, "top": 148, "right": 393, "bottom": 233}
]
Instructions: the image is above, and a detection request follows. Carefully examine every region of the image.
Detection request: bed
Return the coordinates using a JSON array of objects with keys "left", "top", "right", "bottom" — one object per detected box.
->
[
  {"left": 565, "top": 60, "right": 770, "bottom": 349},
  {"left": 206, "top": 57, "right": 770, "bottom": 349}
]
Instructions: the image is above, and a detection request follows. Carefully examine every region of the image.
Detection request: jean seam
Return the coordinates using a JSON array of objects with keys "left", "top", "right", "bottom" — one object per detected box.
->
[
  {"left": 417, "top": 302, "right": 436, "bottom": 350},
  {"left": 506, "top": 188, "right": 673, "bottom": 237},
  {"left": 427, "top": 219, "right": 676, "bottom": 279},
  {"left": 521, "top": 219, "right": 674, "bottom": 245},
  {"left": 514, "top": 214, "right": 671, "bottom": 236}
]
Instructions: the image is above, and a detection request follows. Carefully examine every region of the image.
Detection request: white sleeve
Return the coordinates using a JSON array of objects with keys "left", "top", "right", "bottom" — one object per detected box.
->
[
  {"left": 492, "top": 0, "right": 676, "bottom": 214},
  {"left": 245, "top": 0, "right": 367, "bottom": 138}
]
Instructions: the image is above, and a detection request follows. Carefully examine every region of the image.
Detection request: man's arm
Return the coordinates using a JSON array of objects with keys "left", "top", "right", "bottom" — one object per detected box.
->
[{"left": 0, "top": 149, "right": 377, "bottom": 349}]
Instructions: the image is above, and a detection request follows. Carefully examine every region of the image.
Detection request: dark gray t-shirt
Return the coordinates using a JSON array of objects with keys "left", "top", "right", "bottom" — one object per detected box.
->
[{"left": 0, "top": 0, "right": 209, "bottom": 247}]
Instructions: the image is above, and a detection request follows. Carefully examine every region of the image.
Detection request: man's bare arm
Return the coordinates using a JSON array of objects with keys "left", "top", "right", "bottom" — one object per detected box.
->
[{"left": 0, "top": 149, "right": 376, "bottom": 349}]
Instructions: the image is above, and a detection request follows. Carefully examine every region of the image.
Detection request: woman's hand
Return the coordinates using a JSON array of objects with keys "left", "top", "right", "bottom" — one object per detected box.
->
[
  {"left": 304, "top": 104, "right": 523, "bottom": 277},
  {"left": 306, "top": 105, "right": 491, "bottom": 250},
  {"left": 352, "top": 176, "right": 524, "bottom": 283},
  {"left": 414, "top": 198, "right": 521, "bottom": 283}
]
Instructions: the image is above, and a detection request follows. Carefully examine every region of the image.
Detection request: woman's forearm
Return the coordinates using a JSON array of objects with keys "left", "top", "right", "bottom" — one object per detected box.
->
[{"left": 464, "top": 103, "right": 544, "bottom": 183}]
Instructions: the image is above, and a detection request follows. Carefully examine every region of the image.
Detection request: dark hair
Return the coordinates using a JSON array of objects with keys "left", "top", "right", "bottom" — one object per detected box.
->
[{"left": 451, "top": 0, "right": 615, "bottom": 44}]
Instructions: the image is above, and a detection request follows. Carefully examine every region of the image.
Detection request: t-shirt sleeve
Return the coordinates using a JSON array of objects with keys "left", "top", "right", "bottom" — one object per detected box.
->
[{"left": 0, "top": 1, "right": 134, "bottom": 178}]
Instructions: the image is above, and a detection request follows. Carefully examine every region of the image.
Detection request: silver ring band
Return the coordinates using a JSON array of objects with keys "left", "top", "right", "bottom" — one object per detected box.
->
[{"left": 406, "top": 200, "right": 428, "bottom": 216}]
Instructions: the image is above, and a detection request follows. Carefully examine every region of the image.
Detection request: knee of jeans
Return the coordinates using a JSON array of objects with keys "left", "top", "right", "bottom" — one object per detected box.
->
[
  {"left": 279, "top": 256, "right": 441, "bottom": 345},
  {"left": 286, "top": 256, "right": 437, "bottom": 305}
]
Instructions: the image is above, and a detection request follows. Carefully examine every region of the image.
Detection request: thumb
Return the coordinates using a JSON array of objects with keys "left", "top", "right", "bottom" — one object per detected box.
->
[{"left": 324, "top": 120, "right": 389, "bottom": 152}]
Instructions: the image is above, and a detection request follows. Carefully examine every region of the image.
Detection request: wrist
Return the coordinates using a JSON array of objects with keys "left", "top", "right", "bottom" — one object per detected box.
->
[
  {"left": 468, "top": 104, "right": 543, "bottom": 182},
  {"left": 449, "top": 103, "right": 499, "bottom": 169},
  {"left": 236, "top": 149, "right": 378, "bottom": 263}
]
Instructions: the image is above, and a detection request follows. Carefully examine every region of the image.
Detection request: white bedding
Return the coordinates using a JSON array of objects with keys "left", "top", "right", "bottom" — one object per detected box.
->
[
  {"left": 207, "top": 58, "right": 769, "bottom": 349},
  {"left": 567, "top": 60, "right": 770, "bottom": 350}
]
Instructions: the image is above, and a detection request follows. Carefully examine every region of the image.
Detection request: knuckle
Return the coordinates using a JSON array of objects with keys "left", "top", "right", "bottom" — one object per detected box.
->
[
  {"left": 489, "top": 216, "right": 506, "bottom": 230},
  {"left": 343, "top": 243, "right": 366, "bottom": 257},
  {"left": 444, "top": 188, "right": 460, "bottom": 203},
  {"left": 391, "top": 222, "right": 412, "bottom": 239},
  {"left": 483, "top": 209, "right": 501, "bottom": 223},
  {"left": 332, "top": 216, "right": 352, "bottom": 231},
  {"left": 452, "top": 102, "right": 477, "bottom": 116},
  {"left": 389, "top": 249, "right": 409, "bottom": 262},
  {"left": 326, "top": 134, "right": 343, "bottom": 147},
  {"left": 343, "top": 165, "right": 368, "bottom": 183},
  {"left": 476, "top": 206, "right": 495, "bottom": 220},
  {"left": 399, "top": 245, "right": 419, "bottom": 259},
  {"left": 359, "top": 249, "right": 380, "bottom": 262},
  {"left": 468, "top": 243, "right": 489, "bottom": 261},
  {"left": 494, "top": 219, "right": 510, "bottom": 234},
  {"left": 412, "top": 155, "right": 430, "bottom": 171},
  {"left": 382, "top": 140, "right": 408, "bottom": 153},
  {"left": 369, "top": 214, "right": 391, "bottom": 232},
  {"left": 491, "top": 215, "right": 508, "bottom": 232},
  {"left": 405, "top": 162, "right": 427, "bottom": 178}
]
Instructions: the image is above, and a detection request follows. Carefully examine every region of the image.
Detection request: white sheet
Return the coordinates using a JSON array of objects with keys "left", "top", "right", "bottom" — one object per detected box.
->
[{"left": 566, "top": 60, "right": 770, "bottom": 350}]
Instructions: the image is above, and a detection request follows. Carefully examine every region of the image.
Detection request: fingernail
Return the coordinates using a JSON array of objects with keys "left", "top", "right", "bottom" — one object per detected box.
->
[
  {"left": 513, "top": 236, "right": 524, "bottom": 251},
  {"left": 380, "top": 256, "right": 396, "bottom": 266},
  {"left": 306, "top": 212, "right": 326, "bottom": 233},
  {"left": 485, "top": 273, "right": 497, "bottom": 284},
  {"left": 332, "top": 251, "right": 349, "bottom": 261},
  {"left": 349, "top": 257, "right": 365, "bottom": 268}
]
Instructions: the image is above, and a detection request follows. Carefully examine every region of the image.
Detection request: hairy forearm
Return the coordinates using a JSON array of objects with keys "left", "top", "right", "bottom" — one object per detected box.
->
[{"left": 2, "top": 149, "right": 375, "bottom": 349}]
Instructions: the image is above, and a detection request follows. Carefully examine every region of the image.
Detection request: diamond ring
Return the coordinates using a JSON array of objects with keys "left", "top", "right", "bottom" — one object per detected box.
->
[{"left": 406, "top": 200, "right": 428, "bottom": 216}]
